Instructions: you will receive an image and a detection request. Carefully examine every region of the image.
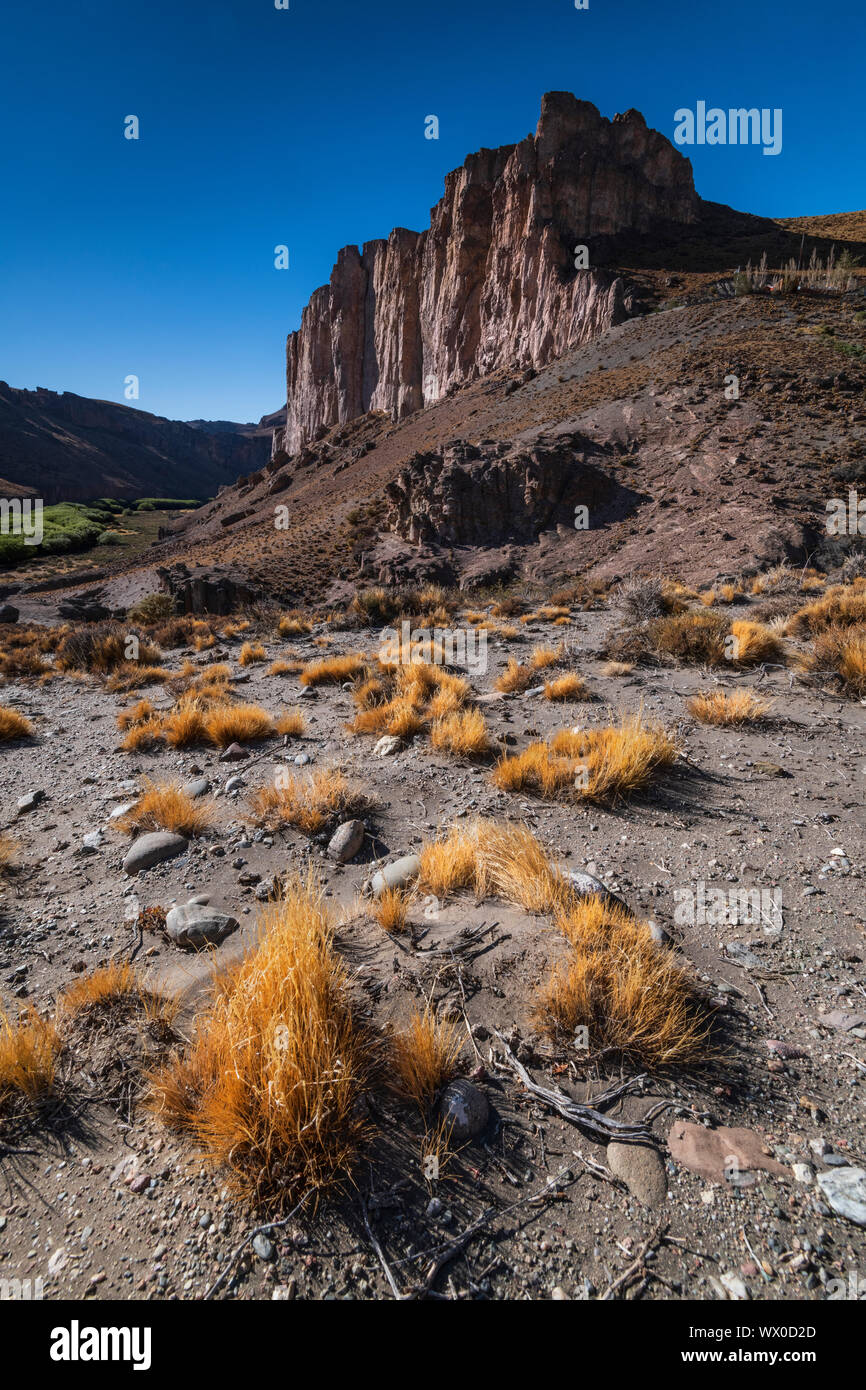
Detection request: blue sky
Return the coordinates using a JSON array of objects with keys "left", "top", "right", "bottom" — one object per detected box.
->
[{"left": 1, "top": 0, "right": 862, "bottom": 423}]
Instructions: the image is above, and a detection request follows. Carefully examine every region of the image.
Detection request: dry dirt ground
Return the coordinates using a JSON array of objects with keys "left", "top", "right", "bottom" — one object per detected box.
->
[{"left": 1, "top": 593, "right": 864, "bottom": 1302}]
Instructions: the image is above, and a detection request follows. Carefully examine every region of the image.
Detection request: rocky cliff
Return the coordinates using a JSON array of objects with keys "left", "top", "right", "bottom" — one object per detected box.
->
[{"left": 276, "top": 92, "right": 699, "bottom": 455}]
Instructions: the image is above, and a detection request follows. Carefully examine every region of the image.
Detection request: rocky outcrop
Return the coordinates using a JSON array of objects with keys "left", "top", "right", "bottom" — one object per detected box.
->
[
  {"left": 384, "top": 434, "right": 635, "bottom": 547},
  {"left": 278, "top": 93, "right": 698, "bottom": 453}
]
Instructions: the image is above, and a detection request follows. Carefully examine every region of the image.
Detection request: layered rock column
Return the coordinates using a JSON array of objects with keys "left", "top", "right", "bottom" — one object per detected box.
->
[{"left": 279, "top": 93, "right": 698, "bottom": 455}]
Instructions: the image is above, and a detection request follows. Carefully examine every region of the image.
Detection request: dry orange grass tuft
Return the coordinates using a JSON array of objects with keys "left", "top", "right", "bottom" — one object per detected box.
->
[
  {"left": 275, "top": 708, "right": 306, "bottom": 737},
  {"left": 649, "top": 612, "right": 728, "bottom": 665},
  {"left": 278, "top": 615, "right": 312, "bottom": 637},
  {"left": 810, "top": 624, "right": 866, "bottom": 697},
  {"left": 203, "top": 703, "right": 275, "bottom": 749},
  {"left": 104, "top": 663, "right": 172, "bottom": 693},
  {"left": 601, "top": 661, "right": 634, "bottom": 677},
  {"left": 389, "top": 1006, "right": 461, "bottom": 1109},
  {"left": 0, "top": 705, "right": 34, "bottom": 742},
  {"left": 147, "top": 879, "right": 373, "bottom": 1207},
  {"left": 491, "top": 714, "right": 679, "bottom": 803},
  {"left": 250, "top": 768, "right": 372, "bottom": 837},
  {"left": 116, "top": 698, "right": 156, "bottom": 732},
  {"left": 787, "top": 582, "right": 866, "bottom": 636},
  {"left": 268, "top": 659, "right": 304, "bottom": 677},
  {"left": 0, "top": 833, "right": 19, "bottom": 877},
  {"left": 530, "top": 643, "right": 563, "bottom": 670},
  {"left": 687, "top": 689, "right": 772, "bottom": 725},
  {"left": 729, "top": 620, "right": 786, "bottom": 666},
  {"left": 57, "top": 961, "right": 177, "bottom": 1026},
  {"left": 239, "top": 641, "right": 267, "bottom": 667},
  {"left": 429, "top": 708, "right": 492, "bottom": 758},
  {"left": 300, "top": 653, "right": 368, "bottom": 686},
  {"left": 0, "top": 1006, "right": 59, "bottom": 1119},
  {"left": 418, "top": 819, "right": 568, "bottom": 914},
  {"left": 372, "top": 887, "right": 410, "bottom": 934},
  {"left": 535, "top": 895, "right": 713, "bottom": 1071},
  {"left": 495, "top": 657, "right": 535, "bottom": 693},
  {"left": 543, "top": 672, "right": 589, "bottom": 702},
  {"left": 117, "top": 779, "right": 215, "bottom": 838}
]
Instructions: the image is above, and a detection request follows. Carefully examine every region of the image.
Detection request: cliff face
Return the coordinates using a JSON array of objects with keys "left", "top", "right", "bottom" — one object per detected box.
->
[
  {"left": 0, "top": 383, "right": 272, "bottom": 503},
  {"left": 278, "top": 93, "right": 698, "bottom": 454}
]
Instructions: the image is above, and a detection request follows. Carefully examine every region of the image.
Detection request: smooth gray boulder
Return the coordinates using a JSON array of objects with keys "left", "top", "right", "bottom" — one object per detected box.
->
[
  {"left": 328, "top": 819, "right": 365, "bottom": 863},
  {"left": 183, "top": 777, "right": 210, "bottom": 799},
  {"left": 165, "top": 903, "right": 239, "bottom": 950},
  {"left": 564, "top": 867, "right": 627, "bottom": 911},
  {"left": 123, "top": 831, "right": 188, "bottom": 875},
  {"left": 371, "top": 854, "right": 420, "bottom": 898}
]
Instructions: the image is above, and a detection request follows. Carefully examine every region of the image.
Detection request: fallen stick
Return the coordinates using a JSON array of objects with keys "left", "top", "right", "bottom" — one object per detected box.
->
[
  {"left": 492, "top": 1031, "right": 654, "bottom": 1144},
  {"left": 203, "top": 1194, "right": 308, "bottom": 1301}
]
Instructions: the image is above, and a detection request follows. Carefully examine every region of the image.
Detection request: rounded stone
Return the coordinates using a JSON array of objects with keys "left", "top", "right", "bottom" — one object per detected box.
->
[
  {"left": 123, "top": 831, "right": 188, "bottom": 875},
  {"left": 371, "top": 854, "right": 421, "bottom": 898},
  {"left": 328, "top": 819, "right": 365, "bottom": 863},
  {"left": 164, "top": 903, "right": 239, "bottom": 950},
  {"left": 606, "top": 1141, "right": 668, "bottom": 1208},
  {"left": 438, "top": 1079, "right": 489, "bottom": 1143}
]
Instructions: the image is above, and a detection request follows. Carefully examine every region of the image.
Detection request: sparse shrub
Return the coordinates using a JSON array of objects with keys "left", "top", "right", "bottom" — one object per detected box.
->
[
  {"left": 389, "top": 1007, "right": 461, "bottom": 1110},
  {"left": 687, "top": 690, "right": 772, "bottom": 725},
  {"left": 543, "top": 672, "right": 589, "bottom": 702},
  {"left": 250, "top": 768, "right": 372, "bottom": 837},
  {"left": 372, "top": 888, "right": 410, "bottom": 934},
  {"left": 648, "top": 611, "right": 729, "bottom": 665},
  {"left": 491, "top": 714, "right": 679, "bottom": 803},
  {"left": 147, "top": 880, "right": 374, "bottom": 1208},
  {"left": 430, "top": 708, "right": 491, "bottom": 758},
  {"left": 117, "top": 779, "right": 215, "bottom": 838},
  {"left": 0, "top": 705, "right": 34, "bottom": 741}
]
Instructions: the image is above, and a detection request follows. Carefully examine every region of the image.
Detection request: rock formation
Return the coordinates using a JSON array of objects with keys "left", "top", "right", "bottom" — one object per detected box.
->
[{"left": 276, "top": 93, "right": 698, "bottom": 454}]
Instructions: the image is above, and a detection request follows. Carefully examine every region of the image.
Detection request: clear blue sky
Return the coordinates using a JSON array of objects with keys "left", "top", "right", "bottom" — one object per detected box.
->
[{"left": 1, "top": 0, "right": 862, "bottom": 424}]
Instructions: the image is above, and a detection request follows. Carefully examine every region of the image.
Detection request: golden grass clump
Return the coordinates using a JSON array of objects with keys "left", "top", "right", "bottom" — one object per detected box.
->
[
  {"left": 105, "top": 663, "right": 172, "bottom": 693},
  {"left": 418, "top": 820, "right": 569, "bottom": 915},
  {"left": 491, "top": 714, "right": 679, "bottom": 803},
  {"left": 300, "top": 652, "right": 369, "bottom": 686},
  {"left": 202, "top": 702, "right": 275, "bottom": 748},
  {"left": 117, "top": 697, "right": 156, "bottom": 731},
  {"left": 278, "top": 614, "right": 312, "bottom": 637},
  {"left": 787, "top": 582, "right": 866, "bottom": 636},
  {"left": 147, "top": 880, "right": 373, "bottom": 1207},
  {"left": 810, "top": 624, "right": 866, "bottom": 697},
  {"left": 0, "top": 1007, "right": 59, "bottom": 1118},
  {"left": 239, "top": 641, "right": 267, "bottom": 666},
  {"left": 729, "top": 619, "right": 785, "bottom": 666},
  {"left": 543, "top": 672, "right": 589, "bottom": 702},
  {"left": 429, "top": 708, "right": 492, "bottom": 758},
  {"left": 57, "top": 961, "right": 177, "bottom": 1026},
  {"left": 601, "top": 660, "right": 634, "bottom": 677},
  {"left": 535, "top": 896, "right": 713, "bottom": 1071},
  {"left": 275, "top": 708, "right": 306, "bottom": 737},
  {"left": 687, "top": 689, "right": 772, "bottom": 725},
  {"left": 389, "top": 1006, "right": 461, "bottom": 1109},
  {"left": 268, "top": 658, "right": 304, "bottom": 677},
  {"left": 495, "top": 657, "right": 535, "bottom": 693},
  {"left": 530, "top": 643, "right": 563, "bottom": 670},
  {"left": 0, "top": 705, "right": 34, "bottom": 741},
  {"left": 0, "top": 832, "right": 20, "bottom": 877},
  {"left": 371, "top": 887, "right": 410, "bottom": 934},
  {"left": 117, "top": 779, "right": 215, "bottom": 838},
  {"left": 648, "top": 611, "right": 729, "bottom": 665},
  {"left": 250, "top": 767, "right": 371, "bottom": 837}
]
